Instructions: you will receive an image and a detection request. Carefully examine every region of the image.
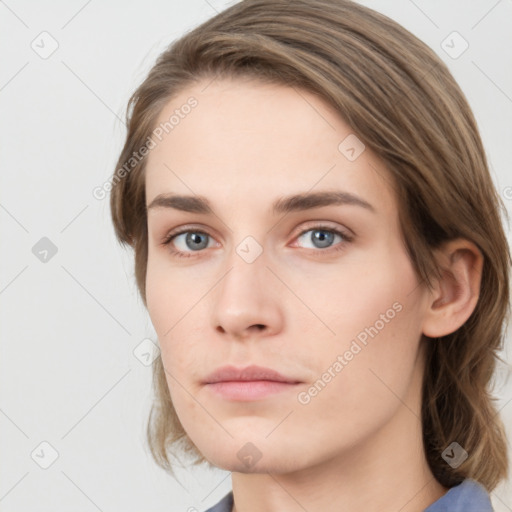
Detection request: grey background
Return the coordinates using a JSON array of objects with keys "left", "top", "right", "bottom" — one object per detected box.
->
[{"left": 1, "top": 0, "right": 511, "bottom": 510}]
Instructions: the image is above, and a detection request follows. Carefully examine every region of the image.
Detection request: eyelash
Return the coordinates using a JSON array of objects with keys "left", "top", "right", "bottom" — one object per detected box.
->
[{"left": 161, "top": 224, "right": 354, "bottom": 259}]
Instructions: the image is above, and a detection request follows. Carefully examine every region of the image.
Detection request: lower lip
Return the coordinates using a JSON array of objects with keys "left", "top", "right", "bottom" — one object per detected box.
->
[{"left": 205, "top": 380, "right": 299, "bottom": 401}]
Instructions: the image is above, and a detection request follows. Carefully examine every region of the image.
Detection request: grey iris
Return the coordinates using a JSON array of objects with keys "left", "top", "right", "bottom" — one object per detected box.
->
[
  {"left": 187, "top": 232, "right": 209, "bottom": 250},
  {"left": 312, "top": 230, "right": 334, "bottom": 248}
]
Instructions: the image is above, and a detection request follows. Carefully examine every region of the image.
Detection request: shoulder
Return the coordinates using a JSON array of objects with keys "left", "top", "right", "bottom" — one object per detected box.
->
[
  {"left": 203, "top": 491, "right": 233, "bottom": 512},
  {"left": 424, "top": 479, "right": 494, "bottom": 512}
]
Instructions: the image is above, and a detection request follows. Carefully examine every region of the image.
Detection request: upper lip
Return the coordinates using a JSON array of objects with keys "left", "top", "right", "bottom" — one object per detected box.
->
[{"left": 203, "top": 365, "right": 301, "bottom": 384}]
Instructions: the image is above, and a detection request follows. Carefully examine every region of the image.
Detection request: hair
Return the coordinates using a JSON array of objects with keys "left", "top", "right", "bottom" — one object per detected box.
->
[{"left": 110, "top": 0, "right": 510, "bottom": 492}]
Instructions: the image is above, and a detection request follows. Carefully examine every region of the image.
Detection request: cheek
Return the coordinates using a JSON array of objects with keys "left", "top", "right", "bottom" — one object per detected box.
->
[
  {"left": 283, "top": 242, "right": 421, "bottom": 345},
  {"left": 145, "top": 254, "right": 219, "bottom": 401},
  {"left": 145, "top": 256, "right": 189, "bottom": 374},
  {"left": 145, "top": 250, "right": 198, "bottom": 341},
  {"left": 291, "top": 248, "right": 424, "bottom": 408},
  {"left": 283, "top": 303, "right": 424, "bottom": 463}
]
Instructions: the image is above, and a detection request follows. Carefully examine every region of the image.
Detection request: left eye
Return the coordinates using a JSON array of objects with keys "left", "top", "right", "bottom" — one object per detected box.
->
[{"left": 295, "top": 227, "right": 347, "bottom": 249}]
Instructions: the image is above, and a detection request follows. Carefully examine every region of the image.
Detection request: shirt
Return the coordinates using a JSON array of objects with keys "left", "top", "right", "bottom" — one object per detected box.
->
[{"left": 203, "top": 479, "right": 493, "bottom": 512}]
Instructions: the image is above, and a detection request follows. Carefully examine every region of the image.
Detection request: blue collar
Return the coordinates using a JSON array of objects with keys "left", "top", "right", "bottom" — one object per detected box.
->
[{"left": 424, "top": 479, "right": 493, "bottom": 511}]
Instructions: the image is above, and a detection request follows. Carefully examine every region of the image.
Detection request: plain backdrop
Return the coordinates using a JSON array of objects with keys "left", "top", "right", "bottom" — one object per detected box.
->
[{"left": 1, "top": 0, "right": 511, "bottom": 510}]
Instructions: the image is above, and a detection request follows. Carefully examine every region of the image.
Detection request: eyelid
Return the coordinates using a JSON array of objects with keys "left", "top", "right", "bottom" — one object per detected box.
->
[
  {"left": 161, "top": 221, "right": 352, "bottom": 243},
  {"left": 291, "top": 220, "right": 354, "bottom": 240},
  {"left": 161, "top": 223, "right": 219, "bottom": 245}
]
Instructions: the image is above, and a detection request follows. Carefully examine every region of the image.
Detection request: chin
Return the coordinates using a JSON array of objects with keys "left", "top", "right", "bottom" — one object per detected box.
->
[
  {"left": 193, "top": 435, "right": 314, "bottom": 475},
  {"left": 208, "top": 454, "right": 305, "bottom": 475}
]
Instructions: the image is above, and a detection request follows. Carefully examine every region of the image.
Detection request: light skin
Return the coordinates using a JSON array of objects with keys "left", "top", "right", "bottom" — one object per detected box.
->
[{"left": 144, "top": 77, "right": 483, "bottom": 512}]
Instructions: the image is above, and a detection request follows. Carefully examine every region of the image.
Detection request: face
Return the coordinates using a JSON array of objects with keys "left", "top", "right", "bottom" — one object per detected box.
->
[{"left": 144, "top": 77, "right": 432, "bottom": 474}]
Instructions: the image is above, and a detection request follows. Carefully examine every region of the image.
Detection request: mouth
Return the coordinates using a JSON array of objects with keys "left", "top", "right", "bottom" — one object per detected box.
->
[{"left": 203, "top": 365, "right": 302, "bottom": 401}]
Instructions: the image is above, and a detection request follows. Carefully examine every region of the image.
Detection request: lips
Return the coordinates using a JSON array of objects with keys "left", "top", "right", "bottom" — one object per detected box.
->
[
  {"left": 203, "top": 365, "right": 302, "bottom": 401},
  {"left": 203, "top": 365, "right": 301, "bottom": 384}
]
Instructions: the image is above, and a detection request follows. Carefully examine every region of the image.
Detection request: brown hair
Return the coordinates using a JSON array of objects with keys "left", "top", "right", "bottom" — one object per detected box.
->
[{"left": 110, "top": 0, "right": 510, "bottom": 491}]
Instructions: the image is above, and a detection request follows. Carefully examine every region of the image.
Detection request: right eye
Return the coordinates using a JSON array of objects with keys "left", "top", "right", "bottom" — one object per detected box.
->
[{"left": 162, "top": 229, "right": 217, "bottom": 258}]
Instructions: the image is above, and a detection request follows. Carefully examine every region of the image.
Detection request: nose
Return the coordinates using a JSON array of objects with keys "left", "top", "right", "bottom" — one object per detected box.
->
[{"left": 211, "top": 250, "right": 284, "bottom": 341}]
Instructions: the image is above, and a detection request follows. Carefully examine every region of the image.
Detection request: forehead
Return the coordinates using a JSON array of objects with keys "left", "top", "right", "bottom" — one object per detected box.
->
[{"left": 145, "top": 78, "right": 396, "bottom": 217}]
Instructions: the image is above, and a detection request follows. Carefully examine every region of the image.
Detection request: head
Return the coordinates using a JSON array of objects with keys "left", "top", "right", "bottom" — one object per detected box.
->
[{"left": 110, "top": 0, "right": 510, "bottom": 491}]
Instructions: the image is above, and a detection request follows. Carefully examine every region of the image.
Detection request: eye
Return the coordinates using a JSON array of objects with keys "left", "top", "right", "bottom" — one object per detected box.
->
[
  {"left": 162, "top": 229, "right": 216, "bottom": 258},
  {"left": 294, "top": 225, "right": 351, "bottom": 251}
]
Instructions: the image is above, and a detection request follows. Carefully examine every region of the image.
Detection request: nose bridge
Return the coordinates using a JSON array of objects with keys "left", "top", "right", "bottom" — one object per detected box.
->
[
  {"left": 211, "top": 239, "right": 282, "bottom": 337},
  {"left": 217, "top": 244, "right": 268, "bottom": 313}
]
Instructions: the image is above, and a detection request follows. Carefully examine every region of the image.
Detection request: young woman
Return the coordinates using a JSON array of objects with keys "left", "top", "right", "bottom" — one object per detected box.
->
[{"left": 109, "top": 1, "right": 510, "bottom": 510}]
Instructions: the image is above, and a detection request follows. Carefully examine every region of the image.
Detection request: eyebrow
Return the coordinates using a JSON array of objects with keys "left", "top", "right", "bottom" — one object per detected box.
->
[{"left": 146, "top": 190, "right": 375, "bottom": 215}]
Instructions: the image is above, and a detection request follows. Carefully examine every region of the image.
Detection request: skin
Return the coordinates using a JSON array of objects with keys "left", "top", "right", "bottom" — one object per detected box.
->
[{"left": 144, "top": 77, "right": 483, "bottom": 512}]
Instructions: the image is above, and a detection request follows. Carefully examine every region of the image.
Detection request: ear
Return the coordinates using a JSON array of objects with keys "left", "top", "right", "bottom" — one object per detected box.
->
[{"left": 422, "top": 239, "right": 484, "bottom": 338}]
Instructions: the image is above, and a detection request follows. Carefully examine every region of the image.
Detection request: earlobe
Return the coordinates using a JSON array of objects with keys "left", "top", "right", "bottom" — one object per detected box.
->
[{"left": 422, "top": 239, "right": 484, "bottom": 338}]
